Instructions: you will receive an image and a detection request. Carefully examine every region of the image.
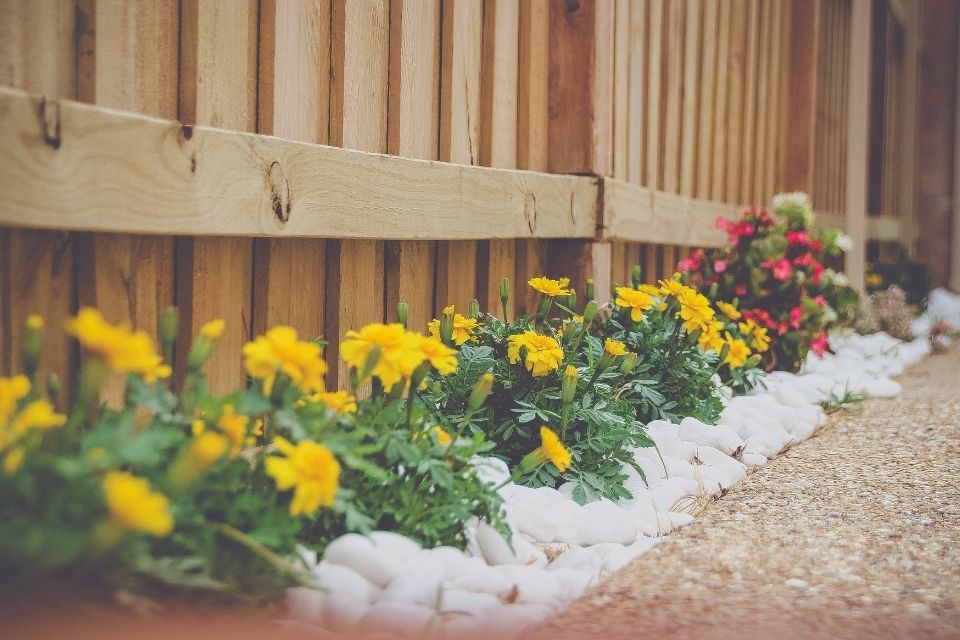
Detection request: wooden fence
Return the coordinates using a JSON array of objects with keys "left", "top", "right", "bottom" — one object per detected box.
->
[{"left": 0, "top": 0, "right": 890, "bottom": 400}]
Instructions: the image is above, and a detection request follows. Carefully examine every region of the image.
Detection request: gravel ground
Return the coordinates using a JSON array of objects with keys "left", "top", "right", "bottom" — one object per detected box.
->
[{"left": 535, "top": 342, "right": 960, "bottom": 640}]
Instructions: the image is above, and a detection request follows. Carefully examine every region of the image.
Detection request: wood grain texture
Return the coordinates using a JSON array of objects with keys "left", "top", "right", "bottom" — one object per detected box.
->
[
  {"left": 0, "top": 88, "right": 599, "bottom": 240},
  {"left": 0, "top": 0, "right": 77, "bottom": 397},
  {"left": 387, "top": 0, "right": 440, "bottom": 331},
  {"left": 661, "top": 0, "right": 684, "bottom": 194},
  {"left": 478, "top": 0, "right": 520, "bottom": 318},
  {"left": 626, "top": 0, "right": 646, "bottom": 186},
  {"left": 710, "top": 0, "right": 731, "bottom": 202},
  {"left": 328, "top": 0, "right": 390, "bottom": 385},
  {"left": 845, "top": 0, "right": 872, "bottom": 290},
  {"left": 254, "top": 0, "right": 330, "bottom": 343},
  {"left": 178, "top": 0, "right": 258, "bottom": 393},
  {"left": 697, "top": 0, "right": 719, "bottom": 199}
]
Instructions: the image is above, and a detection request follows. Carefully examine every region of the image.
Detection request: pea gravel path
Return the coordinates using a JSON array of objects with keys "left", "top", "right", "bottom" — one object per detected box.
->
[{"left": 535, "top": 342, "right": 960, "bottom": 640}]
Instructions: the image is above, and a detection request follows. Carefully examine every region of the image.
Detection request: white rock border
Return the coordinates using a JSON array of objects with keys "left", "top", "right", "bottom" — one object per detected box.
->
[{"left": 282, "top": 289, "right": 960, "bottom": 640}]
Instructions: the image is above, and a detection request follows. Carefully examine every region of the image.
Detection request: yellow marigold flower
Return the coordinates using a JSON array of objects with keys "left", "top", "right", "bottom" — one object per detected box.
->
[
  {"left": 614, "top": 287, "right": 655, "bottom": 322},
  {"left": 717, "top": 301, "right": 742, "bottom": 320},
  {"left": 738, "top": 319, "right": 771, "bottom": 353},
  {"left": 0, "top": 375, "right": 31, "bottom": 426},
  {"left": 431, "top": 426, "right": 452, "bottom": 445},
  {"left": 698, "top": 320, "right": 726, "bottom": 353},
  {"left": 539, "top": 426, "right": 571, "bottom": 473},
  {"left": 26, "top": 315, "right": 43, "bottom": 330},
  {"left": 427, "top": 306, "right": 478, "bottom": 346},
  {"left": 677, "top": 288, "right": 715, "bottom": 333},
  {"left": 200, "top": 319, "right": 226, "bottom": 339},
  {"left": 658, "top": 277, "right": 688, "bottom": 298},
  {"left": 866, "top": 273, "right": 883, "bottom": 287},
  {"left": 507, "top": 332, "right": 564, "bottom": 377},
  {"left": 723, "top": 333, "right": 751, "bottom": 368},
  {"left": 102, "top": 471, "right": 174, "bottom": 537},
  {"left": 243, "top": 326, "right": 327, "bottom": 395},
  {"left": 603, "top": 338, "right": 628, "bottom": 357},
  {"left": 341, "top": 323, "right": 425, "bottom": 391},
  {"left": 419, "top": 336, "right": 458, "bottom": 375},
  {"left": 189, "top": 431, "right": 229, "bottom": 466},
  {"left": 3, "top": 447, "right": 25, "bottom": 474},
  {"left": 266, "top": 437, "right": 341, "bottom": 516},
  {"left": 528, "top": 276, "right": 572, "bottom": 297},
  {"left": 217, "top": 404, "right": 250, "bottom": 457},
  {"left": 9, "top": 400, "right": 67, "bottom": 439},
  {"left": 310, "top": 390, "right": 358, "bottom": 414},
  {"left": 637, "top": 284, "right": 662, "bottom": 298},
  {"left": 67, "top": 308, "right": 171, "bottom": 382}
]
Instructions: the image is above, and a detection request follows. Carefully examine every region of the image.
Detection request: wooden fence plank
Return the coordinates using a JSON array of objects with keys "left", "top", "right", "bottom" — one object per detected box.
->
[
  {"left": 710, "top": 0, "right": 731, "bottom": 202},
  {"left": 696, "top": 0, "right": 719, "bottom": 199},
  {"left": 75, "top": 0, "right": 178, "bottom": 404},
  {"left": 679, "top": 0, "right": 701, "bottom": 198},
  {"left": 626, "top": 0, "right": 646, "bottom": 185},
  {"left": 753, "top": 0, "right": 772, "bottom": 203},
  {"left": 662, "top": 0, "right": 685, "bottom": 194},
  {"left": 612, "top": 0, "right": 630, "bottom": 181},
  {"left": 0, "top": 88, "right": 598, "bottom": 240},
  {"left": 738, "top": 0, "right": 760, "bottom": 203},
  {"left": 478, "top": 0, "right": 520, "bottom": 319},
  {"left": 387, "top": 0, "right": 440, "bottom": 331},
  {"left": 437, "top": 0, "right": 483, "bottom": 312},
  {"left": 846, "top": 0, "right": 871, "bottom": 290},
  {"left": 178, "top": 0, "right": 257, "bottom": 393},
  {"left": 725, "top": 0, "right": 747, "bottom": 203},
  {"left": 254, "top": 0, "right": 330, "bottom": 342},
  {"left": 0, "top": 0, "right": 77, "bottom": 399},
  {"left": 516, "top": 0, "right": 550, "bottom": 317},
  {"left": 645, "top": 0, "right": 664, "bottom": 189}
]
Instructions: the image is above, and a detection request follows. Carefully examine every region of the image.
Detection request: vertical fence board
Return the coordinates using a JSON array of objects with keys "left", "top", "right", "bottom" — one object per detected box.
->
[
  {"left": 645, "top": 0, "right": 664, "bottom": 189},
  {"left": 724, "top": 0, "right": 747, "bottom": 203},
  {"left": 178, "top": 0, "right": 257, "bottom": 393},
  {"left": 76, "top": 1, "right": 179, "bottom": 403},
  {"left": 328, "top": 0, "right": 389, "bottom": 385},
  {"left": 753, "top": 0, "right": 772, "bottom": 203},
  {"left": 437, "top": 0, "right": 482, "bottom": 312},
  {"left": 626, "top": 0, "right": 646, "bottom": 185},
  {"left": 516, "top": 0, "right": 549, "bottom": 317},
  {"left": 387, "top": 0, "right": 440, "bottom": 331},
  {"left": 0, "top": 0, "right": 77, "bottom": 398},
  {"left": 696, "top": 0, "right": 719, "bottom": 199},
  {"left": 679, "top": 0, "right": 701, "bottom": 198},
  {"left": 612, "top": 0, "right": 630, "bottom": 180},
  {"left": 710, "top": 0, "right": 731, "bottom": 202},
  {"left": 738, "top": 0, "right": 760, "bottom": 203},
  {"left": 478, "top": 0, "right": 519, "bottom": 318},
  {"left": 661, "top": 0, "right": 684, "bottom": 194},
  {"left": 254, "top": 0, "right": 329, "bottom": 344}
]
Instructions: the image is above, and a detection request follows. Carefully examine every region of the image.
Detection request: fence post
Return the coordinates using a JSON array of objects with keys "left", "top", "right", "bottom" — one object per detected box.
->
[
  {"left": 845, "top": 0, "right": 872, "bottom": 291},
  {"left": 784, "top": 0, "right": 821, "bottom": 194}
]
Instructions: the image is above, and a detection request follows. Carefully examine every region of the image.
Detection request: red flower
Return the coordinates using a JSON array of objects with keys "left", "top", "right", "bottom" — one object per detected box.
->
[
  {"left": 811, "top": 261, "right": 825, "bottom": 285},
  {"left": 810, "top": 331, "right": 829, "bottom": 357},
  {"left": 793, "top": 253, "right": 814, "bottom": 267},
  {"left": 678, "top": 249, "right": 705, "bottom": 272},
  {"left": 734, "top": 284, "right": 747, "bottom": 297},
  {"left": 764, "top": 258, "right": 793, "bottom": 281},
  {"left": 786, "top": 230, "right": 809, "bottom": 246},
  {"left": 789, "top": 306, "right": 803, "bottom": 330},
  {"left": 814, "top": 295, "right": 827, "bottom": 307},
  {"left": 713, "top": 259, "right": 728, "bottom": 273}
]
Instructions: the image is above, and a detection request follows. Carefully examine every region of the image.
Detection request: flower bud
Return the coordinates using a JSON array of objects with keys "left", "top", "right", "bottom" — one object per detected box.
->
[
  {"left": 499, "top": 278, "right": 510, "bottom": 309},
  {"left": 76, "top": 359, "right": 107, "bottom": 408},
  {"left": 439, "top": 309, "right": 455, "bottom": 345},
  {"left": 561, "top": 365, "right": 578, "bottom": 405},
  {"left": 45, "top": 373, "right": 61, "bottom": 408},
  {"left": 585, "top": 279, "right": 595, "bottom": 302},
  {"left": 618, "top": 352, "right": 639, "bottom": 374},
  {"left": 468, "top": 298, "right": 481, "bottom": 320},
  {"left": 396, "top": 302, "right": 409, "bottom": 329},
  {"left": 158, "top": 307, "right": 179, "bottom": 362},
  {"left": 187, "top": 336, "right": 215, "bottom": 371},
  {"left": 168, "top": 432, "right": 228, "bottom": 494},
  {"left": 744, "top": 354, "right": 762, "bottom": 369},
  {"left": 718, "top": 342, "right": 731, "bottom": 363},
  {"left": 409, "top": 361, "right": 431, "bottom": 391},
  {"left": 360, "top": 346, "right": 382, "bottom": 382},
  {"left": 468, "top": 372, "right": 494, "bottom": 410},
  {"left": 565, "top": 290, "right": 577, "bottom": 312},
  {"left": 582, "top": 300, "right": 598, "bottom": 327},
  {"left": 20, "top": 315, "right": 43, "bottom": 378},
  {"left": 709, "top": 282, "right": 719, "bottom": 299},
  {"left": 561, "top": 318, "right": 580, "bottom": 344},
  {"left": 631, "top": 265, "right": 642, "bottom": 288}
]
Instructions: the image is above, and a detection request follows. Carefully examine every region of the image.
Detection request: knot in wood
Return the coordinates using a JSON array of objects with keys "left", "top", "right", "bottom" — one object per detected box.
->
[{"left": 268, "top": 161, "right": 291, "bottom": 224}]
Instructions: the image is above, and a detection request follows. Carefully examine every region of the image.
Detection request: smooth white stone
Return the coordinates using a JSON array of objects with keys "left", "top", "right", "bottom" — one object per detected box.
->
[
  {"left": 645, "top": 420, "right": 684, "bottom": 458},
  {"left": 492, "top": 565, "right": 562, "bottom": 607},
  {"left": 547, "top": 546, "right": 603, "bottom": 578},
  {"left": 324, "top": 593, "right": 371, "bottom": 633},
  {"left": 508, "top": 500, "right": 560, "bottom": 542},
  {"left": 648, "top": 477, "right": 699, "bottom": 511},
  {"left": 444, "top": 557, "right": 515, "bottom": 598},
  {"left": 629, "top": 448, "right": 668, "bottom": 481},
  {"left": 438, "top": 589, "right": 503, "bottom": 617},
  {"left": 370, "top": 531, "right": 423, "bottom": 562},
  {"left": 547, "top": 566, "right": 595, "bottom": 598},
  {"left": 324, "top": 534, "right": 406, "bottom": 587},
  {"left": 863, "top": 377, "right": 901, "bottom": 398},
  {"left": 678, "top": 417, "right": 745, "bottom": 456},
  {"left": 656, "top": 511, "right": 694, "bottom": 533},
  {"left": 485, "top": 603, "right": 553, "bottom": 638},
  {"left": 475, "top": 521, "right": 536, "bottom": 566},
  {"left": 311, "top": 561, "right": 381, "bottom": 604},
  {"left": 360, "top": 601, "right": 435, "bottom": 636},
  {"left": 576, "top": 500, "right": 637, "bottom": 545},
  {"left": 661, "top": 455, "right": 697, "bottom": 481},
  {"left": 472, "top": 456, "right": 512, "bottom": 487},
  {"left": 380, "top": 559, "right": 445, "bottom": 607},
  {"left": 589, "top": 541, "right": 650, "bottom": 573},
  {"left": 740, "top": 452, "right": 768, "bottom": 466}
]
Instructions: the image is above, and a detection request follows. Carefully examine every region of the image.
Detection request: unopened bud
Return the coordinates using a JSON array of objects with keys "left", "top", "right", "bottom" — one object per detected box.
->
[
  {"left": 396, "top": 302, "right": 409, "bottom": 329},
  {"left": 561, "top": 365, "right": 578, "bottom": 405},
  {"left": 709, "top": 282, "right": 719, "bottom": 299},
  {"left": 631, "top": 265, "right": 642, "bottom": 288},
  {"left": 468, "top": 372, "right": 495, "bottom": 410},
  {"left": 585, "top": 279, "right": 595, "bottom": 302},
  {"left": 158, "top": 307, "right": 179, "bottom": 361},
  {"left": 45, "top": 373, "right": 61, "bottom": 407},
  {"left": 440, "top": 309, "right": 455, "bottom": 345},
  {"left": 21, "top": 315, "right": 43, "bottom": 378},
  {"left": 718, "top": 342, "right": 731, "bottom": 363},
  {"left": 566, "top": 290, "right": 577, "bottom": 312},
  {"left": 468, "top": 298, "right": 481, "bottom": 320},
  {"left": 499, "top": 278, "right": 510, "bottom": 309},
  {"left": 582, "top": 300, "right": 598, "bottom": 327},
  {"left": 618, "top": 352, "right": 639, "bottom": 374}
]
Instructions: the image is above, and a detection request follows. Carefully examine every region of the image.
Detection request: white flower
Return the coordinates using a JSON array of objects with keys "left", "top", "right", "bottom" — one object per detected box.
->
[
  {"left": 824, "top": 269, "right": 849, "bottom": 286},
  {"left": 772, "top": 191, "right": 812, "bottom": 213},
  {"left": 835, "top": 233, "right": 853, "bottom": 252}
]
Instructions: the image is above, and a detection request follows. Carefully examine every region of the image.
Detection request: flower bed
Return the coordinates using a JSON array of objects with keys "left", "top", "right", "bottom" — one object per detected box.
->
[{"left": 3, "top": 193, "right": 957, "bottom": 639}]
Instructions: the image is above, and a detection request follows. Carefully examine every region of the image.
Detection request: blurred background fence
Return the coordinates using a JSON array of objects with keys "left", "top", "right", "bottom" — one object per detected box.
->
[{"left": 0, "top": 0, "right": 957, "bottom": 400}]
